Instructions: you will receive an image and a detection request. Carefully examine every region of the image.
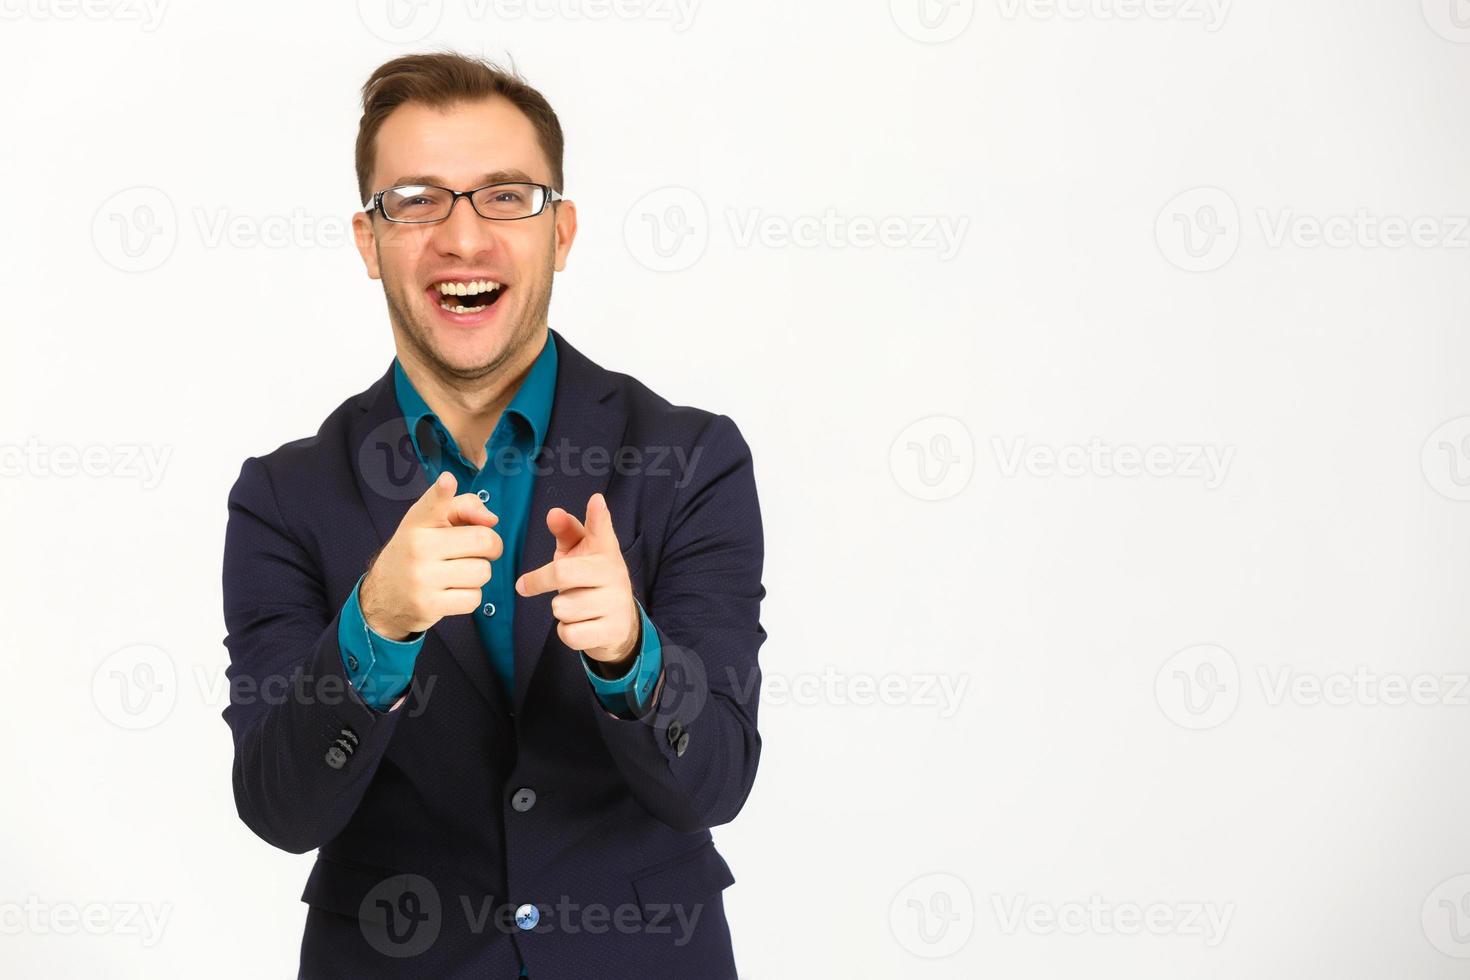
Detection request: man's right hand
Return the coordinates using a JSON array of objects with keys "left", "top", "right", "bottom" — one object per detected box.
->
[{"left": 360, "top": 470, "right": 502, "bottom": 640}]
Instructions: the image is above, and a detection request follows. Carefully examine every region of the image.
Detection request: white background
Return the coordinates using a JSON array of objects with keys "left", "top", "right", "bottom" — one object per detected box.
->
[{"left": 3, "top": 0, "right": 1470, "bottom": 976}]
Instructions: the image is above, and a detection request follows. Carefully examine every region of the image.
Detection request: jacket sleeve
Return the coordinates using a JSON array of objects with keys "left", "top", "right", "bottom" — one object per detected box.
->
[
  {"left": 591, "top": 413, "right": 767, "bottom": 834},
  {"left": 220, "top": 455, "right": 406, "bottom": 854}
]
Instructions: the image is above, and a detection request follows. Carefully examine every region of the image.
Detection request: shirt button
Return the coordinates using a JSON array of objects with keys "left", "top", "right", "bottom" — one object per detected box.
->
[
  {"left": 514, "top": 903, "right": 539, "bottom": 930},
  {"left": 477, "top": 489, "right": 490, "bottom": 503},
  {"left": 346, "top": 655, "right": 359, "bottom": 672},
  {"left": 511, "top": 787, "right": 537, "bottom": 812},
  {"left": 482, "top": 603, "right": 496, "bottom": 617}
]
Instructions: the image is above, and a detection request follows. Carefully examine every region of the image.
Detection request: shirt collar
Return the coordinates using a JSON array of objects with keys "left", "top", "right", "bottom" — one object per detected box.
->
[{"left": 392, "top": 329, "right": 559, "bottom": 469}]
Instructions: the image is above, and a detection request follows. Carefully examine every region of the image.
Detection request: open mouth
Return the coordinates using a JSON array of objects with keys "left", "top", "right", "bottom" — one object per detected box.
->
[{"left": 432, "top": 279, "right": 505, "bottom": 315}]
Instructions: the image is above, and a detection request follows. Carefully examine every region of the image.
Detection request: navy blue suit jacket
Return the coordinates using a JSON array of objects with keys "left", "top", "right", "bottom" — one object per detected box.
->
[{"left": 220, "top": 330, "right": 766, "bottom": 978}]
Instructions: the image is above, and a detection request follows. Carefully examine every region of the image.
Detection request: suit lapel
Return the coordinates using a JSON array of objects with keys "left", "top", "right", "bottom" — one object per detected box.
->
[
  {"left": 347, "top": 363, "right": 501, "bottom": 713},
  {"left": 513, "top": 329, "right": 626, "bottom": 713}
]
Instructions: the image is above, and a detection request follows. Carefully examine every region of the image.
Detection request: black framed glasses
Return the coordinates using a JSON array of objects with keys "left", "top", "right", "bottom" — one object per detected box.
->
[{"left": 366, "top": 181, "right": 564, "bottom": 223}]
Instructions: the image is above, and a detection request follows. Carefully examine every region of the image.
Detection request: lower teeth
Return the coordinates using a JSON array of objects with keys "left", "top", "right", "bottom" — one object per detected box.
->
[{"left": 443, "top": 302, "right": 487, "bottom": 314}]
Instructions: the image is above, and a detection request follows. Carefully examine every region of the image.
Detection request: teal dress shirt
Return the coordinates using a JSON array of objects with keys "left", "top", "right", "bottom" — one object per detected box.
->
[{"left": 336, "top": 330, "right": 661, "bottom": 718}]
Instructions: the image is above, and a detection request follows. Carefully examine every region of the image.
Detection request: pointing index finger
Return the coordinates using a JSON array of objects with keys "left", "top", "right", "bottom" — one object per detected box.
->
[{"left": 516, "top": 560, "right": 558, "bottom": 598}]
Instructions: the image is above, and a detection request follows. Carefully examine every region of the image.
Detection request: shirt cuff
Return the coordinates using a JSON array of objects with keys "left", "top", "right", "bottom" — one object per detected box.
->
[
  {"left": 339, "top": 572, "right": 425, "bottom": 712},
  {"left": 581, "top": 599, "right": 662, "bottom": 719}
]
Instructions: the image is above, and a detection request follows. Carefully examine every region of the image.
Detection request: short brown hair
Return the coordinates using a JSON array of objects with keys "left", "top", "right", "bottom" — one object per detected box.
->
[{"left": 355, "top": 52, "right": 565, "bottom": 206}]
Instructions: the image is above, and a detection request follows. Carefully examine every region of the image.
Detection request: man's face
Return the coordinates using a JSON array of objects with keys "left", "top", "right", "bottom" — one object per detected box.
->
[{"left": 352, "top": 97, "right": 576, "bottom": 381}]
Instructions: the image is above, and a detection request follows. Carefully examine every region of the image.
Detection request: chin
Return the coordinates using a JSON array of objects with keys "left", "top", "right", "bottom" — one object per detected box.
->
[{"left": 428, "top": 321, "right": 521, "bottom": 373}]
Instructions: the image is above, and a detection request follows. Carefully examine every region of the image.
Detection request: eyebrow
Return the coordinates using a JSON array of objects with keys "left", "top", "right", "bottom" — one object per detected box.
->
[{"left": 386, "top": 169, "right": 539, "bottom": 188}]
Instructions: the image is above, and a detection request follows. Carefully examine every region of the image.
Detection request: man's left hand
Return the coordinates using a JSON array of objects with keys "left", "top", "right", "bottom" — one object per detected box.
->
[{"left": 516, "top": 492, "right": 639, "bottom": 671}]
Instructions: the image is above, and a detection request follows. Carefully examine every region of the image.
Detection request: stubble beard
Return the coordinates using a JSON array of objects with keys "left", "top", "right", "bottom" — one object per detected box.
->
[{"left": 381, "top": 247, "right": 555, "bottom": 386}]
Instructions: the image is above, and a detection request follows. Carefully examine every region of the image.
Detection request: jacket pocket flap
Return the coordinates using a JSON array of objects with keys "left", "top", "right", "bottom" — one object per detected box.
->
[
  {"left": 630, "top": 842, "right": 734, "bottom": 921},
  {"left": 301, "top": 856, "right": 476, "bottom": 927}
]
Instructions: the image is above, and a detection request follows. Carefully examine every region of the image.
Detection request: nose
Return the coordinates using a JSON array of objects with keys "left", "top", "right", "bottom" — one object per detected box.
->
[{"left": 431, "top": 195, "right": 500, "bottom": 261}]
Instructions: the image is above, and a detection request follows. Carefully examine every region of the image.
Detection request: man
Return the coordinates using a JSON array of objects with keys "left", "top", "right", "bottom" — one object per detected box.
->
[{"left": 220, "top": 52, "right": 766, "bottom": 979}]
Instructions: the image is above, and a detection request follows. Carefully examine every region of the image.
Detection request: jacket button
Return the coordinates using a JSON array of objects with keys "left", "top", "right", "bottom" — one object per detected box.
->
[
  {"left": 514, "top": 903, "right": 539, "bottom": 930},
  {"left": 666, "top": 720, "right": 684, "bottom": 747},
  {"left": 325, "top": 727, "right": 358, "bottom": 769},
  {"left": 511, "top": 787, "right": 537, "bottom": 812},
  {"left": 675, "top": 730, "right": 690, "bottom": 757}
]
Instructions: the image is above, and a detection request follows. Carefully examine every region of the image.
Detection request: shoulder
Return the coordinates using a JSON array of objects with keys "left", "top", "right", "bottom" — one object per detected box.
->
[
  {"left": 559, "top": 332, "right": 747, "bottom": 453},
  {"left": 227, "top": 369, "right": 385, "bottom": 510}
]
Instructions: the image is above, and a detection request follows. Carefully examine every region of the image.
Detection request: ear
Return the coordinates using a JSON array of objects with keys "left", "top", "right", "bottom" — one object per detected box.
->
[
  {"left": 552, "top": 199, "right": 578, "bottom": 273},
  {"left": 352, "top": 210, "right": 381, "bottom": 280}
]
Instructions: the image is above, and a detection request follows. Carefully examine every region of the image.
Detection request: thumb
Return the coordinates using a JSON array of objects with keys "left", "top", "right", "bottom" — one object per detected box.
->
[
  {"left": 585, "top": 492, "right": 620, "bottom": 549},
  {"left": 405, "top": 470, "right": 457, "bottom": 526},
  {"left": 545, "top": 506, "right": 587, "bottom": 555}
]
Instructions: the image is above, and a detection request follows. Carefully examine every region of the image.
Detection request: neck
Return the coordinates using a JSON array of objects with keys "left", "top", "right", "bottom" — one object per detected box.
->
[{"left": 395, "top": 331, "right": 544, "bottom": 470}]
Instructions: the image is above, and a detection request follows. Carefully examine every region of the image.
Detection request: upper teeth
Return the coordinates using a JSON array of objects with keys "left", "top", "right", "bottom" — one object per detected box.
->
[{"left": 437, "top": 279, "right": 501, "bottom": 297}]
